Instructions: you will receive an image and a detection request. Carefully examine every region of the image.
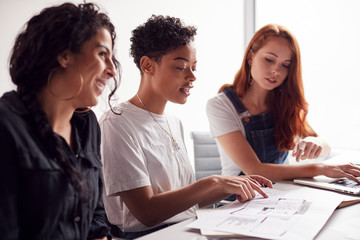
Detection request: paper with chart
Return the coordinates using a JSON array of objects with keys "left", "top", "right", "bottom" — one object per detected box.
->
[{"left": 188, "top": 187, "right": 345, "bottom": 240}]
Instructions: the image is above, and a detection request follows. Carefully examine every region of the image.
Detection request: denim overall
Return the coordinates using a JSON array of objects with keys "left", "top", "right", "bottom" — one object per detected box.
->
[{"left": 222, "top": 87, "right": 288, "bottom": 200}]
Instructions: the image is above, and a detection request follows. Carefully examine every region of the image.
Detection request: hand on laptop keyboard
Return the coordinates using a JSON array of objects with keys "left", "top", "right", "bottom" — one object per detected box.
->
[{"left": 330, "top": 177, "right": 360, "bottom": 189}]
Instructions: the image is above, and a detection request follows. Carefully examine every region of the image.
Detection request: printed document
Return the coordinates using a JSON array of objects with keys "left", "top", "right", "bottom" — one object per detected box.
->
[{"left": 188, "top": 187, "right": 345, "bottom": 240}]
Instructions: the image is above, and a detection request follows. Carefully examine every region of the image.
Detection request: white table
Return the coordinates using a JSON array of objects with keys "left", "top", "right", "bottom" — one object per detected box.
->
[
  {"left": 137, "top": 149, "right": 360, "bottom": 239},
  {"left": 137, "top": 181, "right": 360, "bottom": 240}
]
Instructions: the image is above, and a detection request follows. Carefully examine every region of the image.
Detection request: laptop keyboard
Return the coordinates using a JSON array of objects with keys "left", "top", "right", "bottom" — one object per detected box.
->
[{"left": 330, "top": 177, "right": 360, "bottom": 189}]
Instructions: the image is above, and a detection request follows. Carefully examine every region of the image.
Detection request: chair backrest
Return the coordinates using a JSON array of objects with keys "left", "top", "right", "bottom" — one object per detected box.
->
[{"left": 190, "top": 131, "right": 221, "bottom": 180}]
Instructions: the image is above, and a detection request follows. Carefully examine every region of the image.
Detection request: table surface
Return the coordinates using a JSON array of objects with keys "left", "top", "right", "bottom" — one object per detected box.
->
[
  {"left": 136, "top": 148, "right": 360, "bottom": 240},
  {"left": 137, "top": 181, "right": 360, "bottom": 240}
]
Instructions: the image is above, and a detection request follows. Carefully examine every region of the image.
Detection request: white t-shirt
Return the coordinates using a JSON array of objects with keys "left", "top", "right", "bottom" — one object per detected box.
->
[
  {"left": 206, "top": 92, "right": 250, "bottom": 177},
  {"left": 99, "top": 101, "right": 197, "bottom": 232}
]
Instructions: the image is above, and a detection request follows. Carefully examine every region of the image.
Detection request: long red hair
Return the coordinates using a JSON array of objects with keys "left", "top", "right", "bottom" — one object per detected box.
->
[{"left": 219, "top": 24, "right": 316, "bottom": 151}]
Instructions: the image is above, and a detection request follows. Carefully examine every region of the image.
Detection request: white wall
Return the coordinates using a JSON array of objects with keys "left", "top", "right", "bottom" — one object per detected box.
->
[
  {"left": 2, "top": 0, "right": 360, "bottom": 167},
  {"left": 0, "top": 0, "right": 245, "bottom": 168}
]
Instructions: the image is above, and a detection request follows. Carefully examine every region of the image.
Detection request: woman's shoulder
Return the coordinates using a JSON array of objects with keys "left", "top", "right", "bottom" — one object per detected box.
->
[
  {"left": 100, "top": 101, "right": 134, "bottom": 123},
  {"left": 206, "top": 92, "right": 233, "bottom": 112},
  {"left": 99, "top": 101, "right": 150, "bottom": 135},
  {"left": 207, "top": 91, "right": 229, "bottom": 105},
  {"left": 0, "top": 92, "right": 34, "bottom": 150},
  {"left": 100, "top": 101, "right": 156, "bottom": 124},
  {"left": 0, "top": 91, "right": 28, "bottom": 126}
]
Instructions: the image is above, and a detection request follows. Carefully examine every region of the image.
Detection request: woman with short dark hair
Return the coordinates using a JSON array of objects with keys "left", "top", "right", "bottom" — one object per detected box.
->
[{"left": 100, "top": 15, "right": 272, "bottom": 239}]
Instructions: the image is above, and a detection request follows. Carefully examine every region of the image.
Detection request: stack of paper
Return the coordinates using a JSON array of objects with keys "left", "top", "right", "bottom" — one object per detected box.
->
[{"left": 188, "top": 187, "right": 345, "bottom": 240}]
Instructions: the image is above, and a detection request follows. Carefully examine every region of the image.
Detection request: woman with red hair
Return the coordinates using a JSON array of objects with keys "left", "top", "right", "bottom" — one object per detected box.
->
[{"left": 206, "top": 24, "right": 360, "bottom": 189}]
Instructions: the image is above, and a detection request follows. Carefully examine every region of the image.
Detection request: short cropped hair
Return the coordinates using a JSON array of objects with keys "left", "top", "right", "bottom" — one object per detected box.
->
[{"left": 130, "top": 15, "right": 197, "bottom": 72}]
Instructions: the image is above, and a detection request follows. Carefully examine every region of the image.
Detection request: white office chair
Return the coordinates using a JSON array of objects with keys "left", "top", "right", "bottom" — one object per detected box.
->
[{"left": 190, "top": 131, "right": 222, "bottom": 180}]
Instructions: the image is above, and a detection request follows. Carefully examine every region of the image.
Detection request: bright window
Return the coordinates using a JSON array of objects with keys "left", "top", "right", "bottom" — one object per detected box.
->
[{"left": 256, "top": 0, "right": 360, "bottom": 150}]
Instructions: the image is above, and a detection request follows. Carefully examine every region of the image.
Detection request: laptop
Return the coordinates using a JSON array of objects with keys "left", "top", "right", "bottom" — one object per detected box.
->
[{"left": 294, "top": 176, "right": 360, "bottom": 195}]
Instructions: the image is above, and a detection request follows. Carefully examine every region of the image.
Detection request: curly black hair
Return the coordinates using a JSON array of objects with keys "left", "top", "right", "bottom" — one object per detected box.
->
[{"left": 130, "top": 15, "right": 197, "bottom": 72}]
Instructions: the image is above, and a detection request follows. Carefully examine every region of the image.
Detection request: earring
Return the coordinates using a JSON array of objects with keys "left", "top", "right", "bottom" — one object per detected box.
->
[
  {"left": 47, "top": 67, "right": 84, "bottom": 101},
  {"left": 248, "top": 69, "right": 253, "bottom": 85}
]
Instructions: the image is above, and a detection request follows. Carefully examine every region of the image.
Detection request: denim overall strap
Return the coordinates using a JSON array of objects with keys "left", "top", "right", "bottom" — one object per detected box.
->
[
  {"left": 222, "top": 87, "right": 288, "bottom": 166},
  {"left": 222, "top": 87, "right": 247, "bottom": 114}
]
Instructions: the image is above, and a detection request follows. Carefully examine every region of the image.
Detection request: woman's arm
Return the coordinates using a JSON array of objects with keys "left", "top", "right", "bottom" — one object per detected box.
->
[
  {"left": 216, "top": 131, "right": 360, "bottom": 182},
  {"left": 119, "top": 174, "right": 272, "bottom": 227},
  {"left": 87, "top": 171, "right": 110, "bottom": 240}
]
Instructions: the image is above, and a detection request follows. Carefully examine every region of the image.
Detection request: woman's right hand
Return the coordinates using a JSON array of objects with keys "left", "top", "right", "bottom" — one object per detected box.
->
[
  {"left": 322, "top": 163, "right": 360, "bottom": 183},
  {"left": 214, "top": 175, "right": 273, "bottom": 202}
]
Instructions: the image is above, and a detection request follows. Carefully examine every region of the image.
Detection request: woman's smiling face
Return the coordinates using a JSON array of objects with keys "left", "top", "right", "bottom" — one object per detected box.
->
[
  {"left": 69, "top": 27, "right": 116, "bottom": 107},
  {"left": 150, "top": 41, "right": 197, "bottom": 104}
]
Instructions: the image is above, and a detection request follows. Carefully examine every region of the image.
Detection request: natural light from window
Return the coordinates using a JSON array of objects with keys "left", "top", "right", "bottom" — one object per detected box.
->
[{"left": 256, "top": 0, "right": 360, "bottom": 150}]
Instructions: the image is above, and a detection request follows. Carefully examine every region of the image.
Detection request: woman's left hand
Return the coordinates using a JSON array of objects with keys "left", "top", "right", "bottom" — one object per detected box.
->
[{"left": 292, "top": 137, "right": 329, "bottom": 162}]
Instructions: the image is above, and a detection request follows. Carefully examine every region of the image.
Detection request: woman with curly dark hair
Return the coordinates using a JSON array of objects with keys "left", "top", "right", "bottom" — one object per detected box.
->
[
  {"left": 100, "top": 15, "right": 272, "bottom": 239},
  {"left": 0, "top": 2, "right": 119, "bottom": 239}
]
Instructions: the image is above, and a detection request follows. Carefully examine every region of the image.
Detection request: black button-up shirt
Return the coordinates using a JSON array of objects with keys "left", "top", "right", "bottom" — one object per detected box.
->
[{"left": 0, "top": 91, "right": 110, "bottom": 239}]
